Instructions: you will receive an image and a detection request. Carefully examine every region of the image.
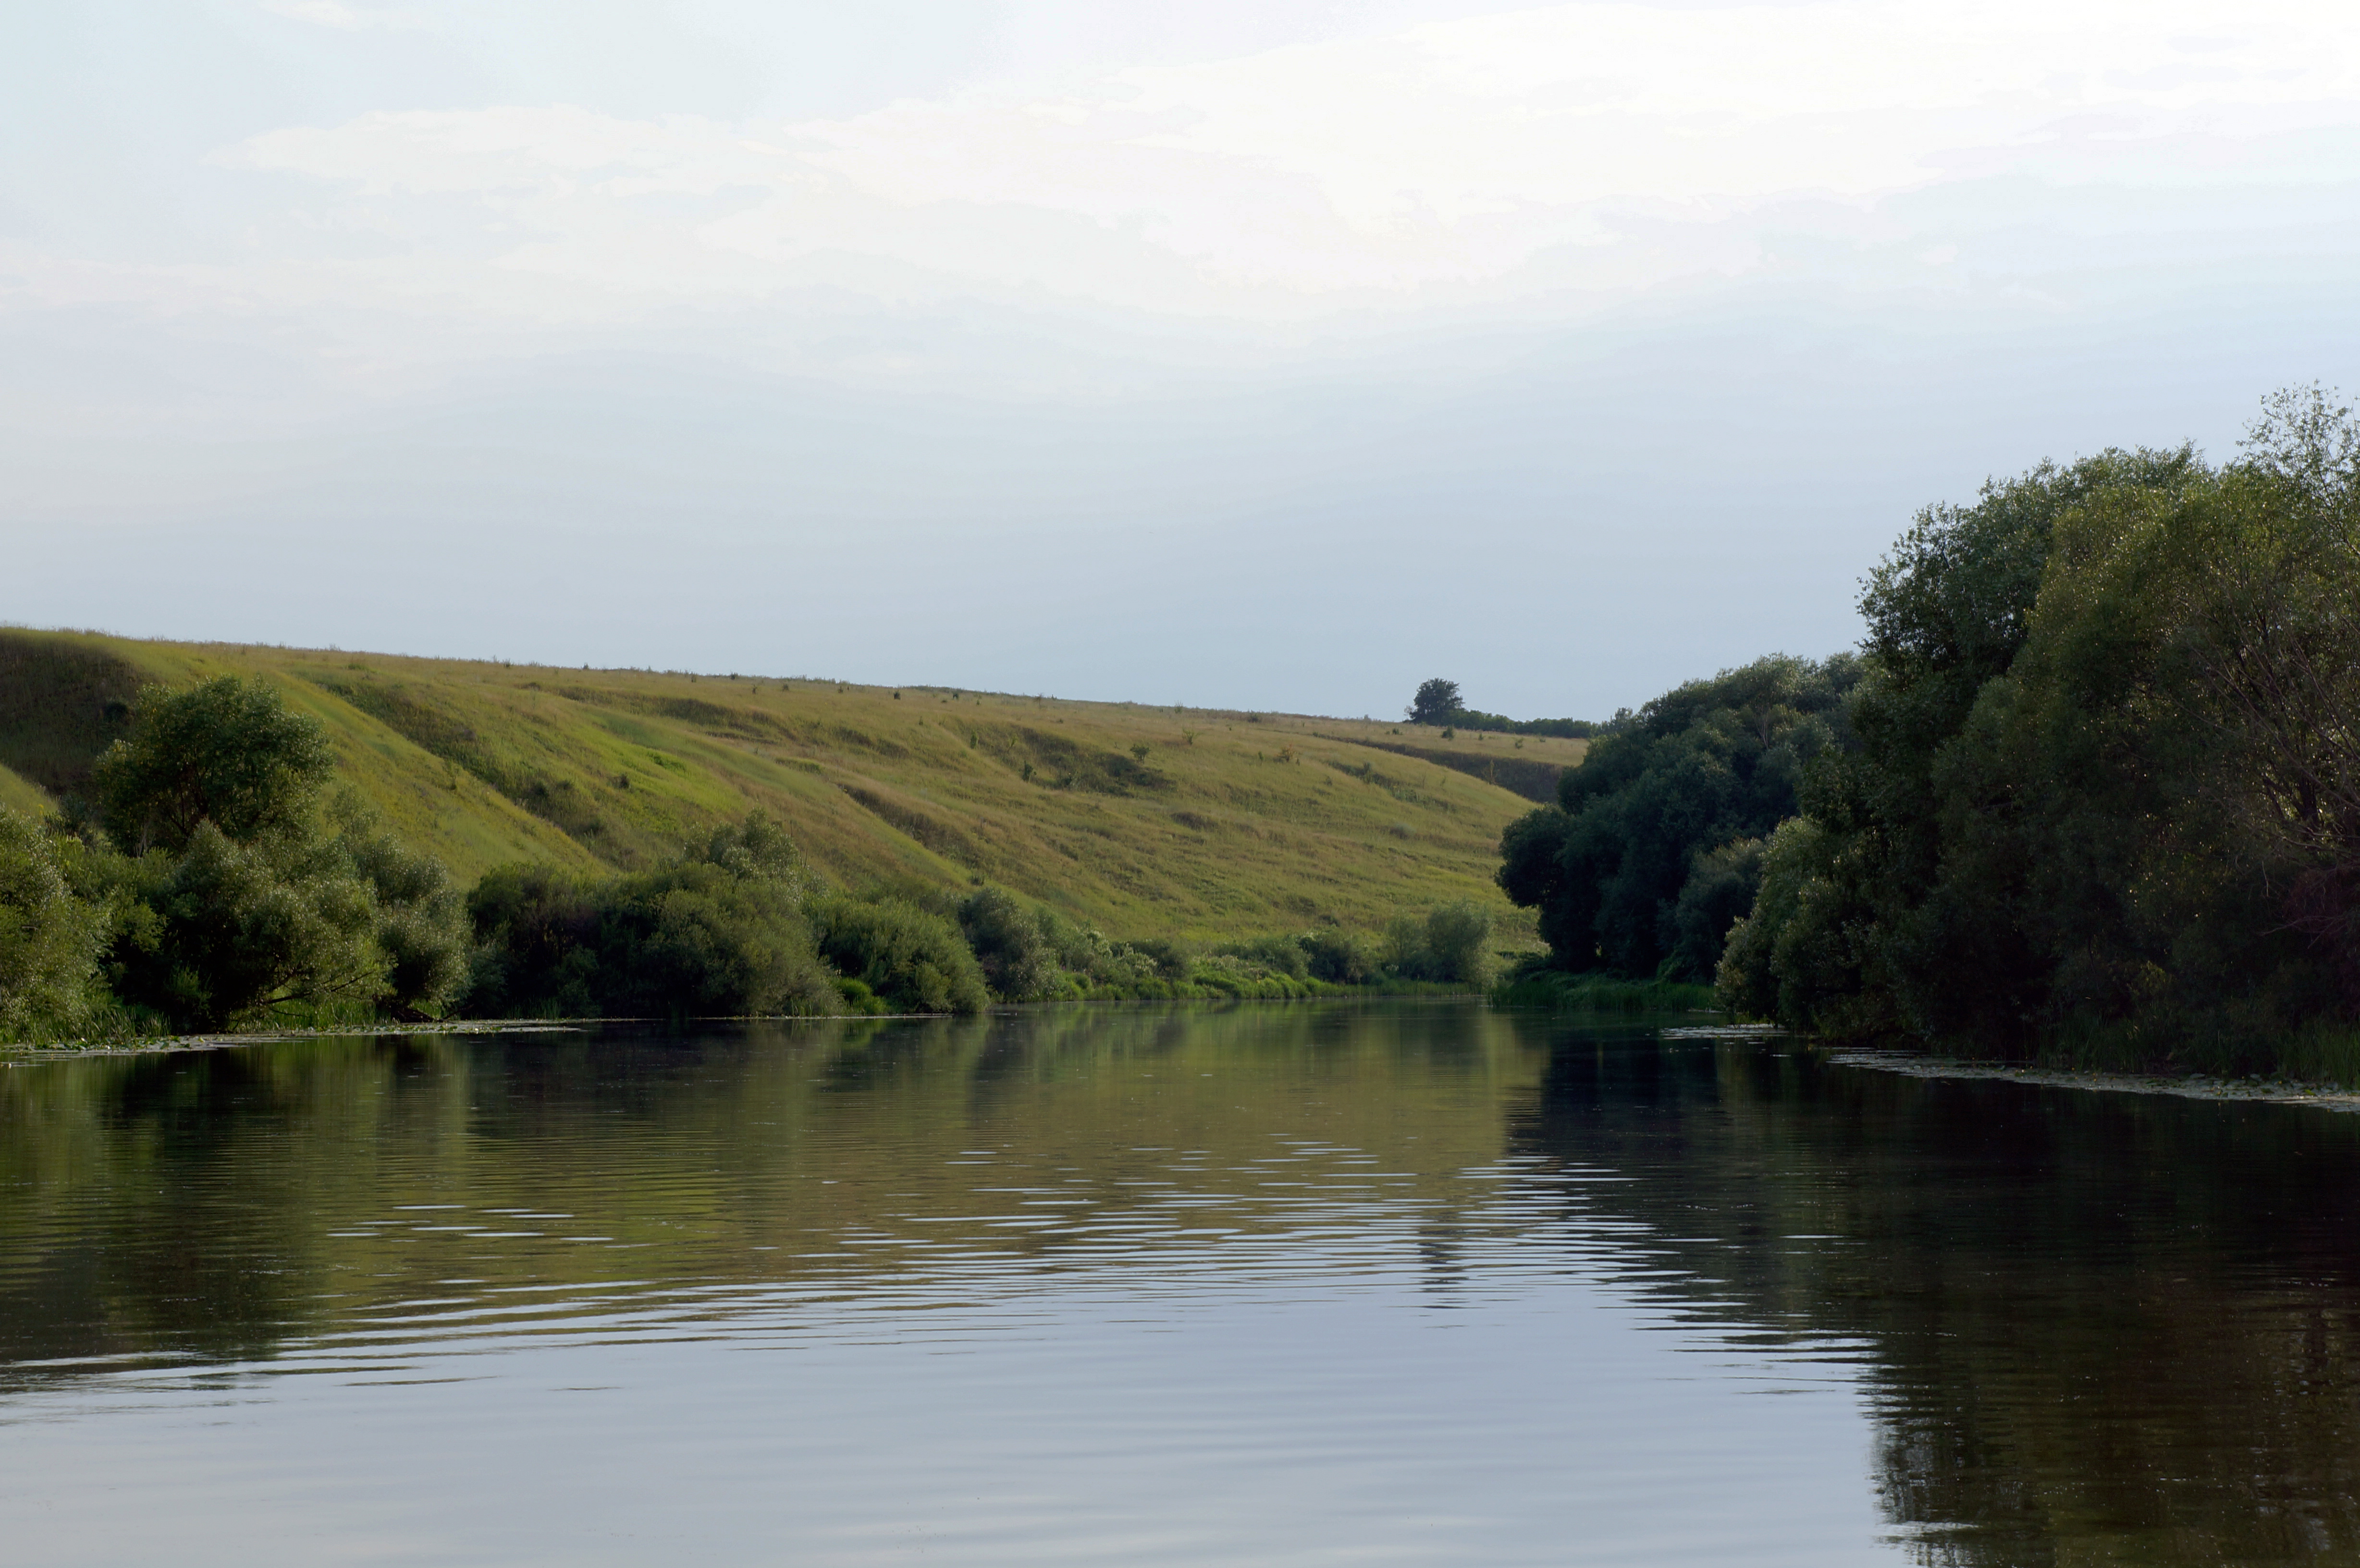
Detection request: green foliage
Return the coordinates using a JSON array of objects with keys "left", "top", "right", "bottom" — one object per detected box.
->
[
  {"left": 1497, "top": 654, "right": 1859, "bottom": 981},
  {"left": 1409, "top": 678, "right": 1463, "bottom": 725},
  {"left": 464, "top": 863, "right": 601, "bottom": 1017},
  {"left": 1671, "top": 837, "right": 1765, "bottom": 985},
  {"left": 681, "top": 810, "right": 815, "bottom": 891},
  {"left": 594, "top": 861, "right": 837, "bottom": 1020},
  {"left": 1121, "top": 935, "right": 1194, "bottom": 982},
  {"left": 1216, "top": 932, "right": 1311, "bottom": 980},
  {"left": 1714, "top": 818, "right": 1858, "bottom": 1031},
  {"left": 1721, "top": 390, "right": 2360, "bottom": 1074},
  {"left": 810, "top": 894, "right": 990, "bottom": 1014},
  {"left": 1297, "top": 927, "right": 1377, "bottom": 985},
  {"left": 96, "top": 823, "right": 389, "bottom": 1032},
  {"left": 331, "top": 794, "right": 471, "bottom": 1016},
  {"left": 1384, "top": 900, "right": 1496, "bottom": 984},
  {"left": 0, "top": 807, "right": 111, "bottom": 1040},
  {"left": 90, "top": 676, "right": 335, "bottom": 854},
  {"left": 465, "top": 812, "right": 835, "bottom": 1019},
  {"left": 1188, "top": 952, "right": 1318, "bottom": 999},
  {"left": 66, "top": 681, "right": 466, "bottom": 1033},
  {"left": 955, "top": 885, "right": 1062, "bottom": 1001}
]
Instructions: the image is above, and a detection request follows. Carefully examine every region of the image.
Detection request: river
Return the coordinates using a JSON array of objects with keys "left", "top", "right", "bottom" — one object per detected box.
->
[{"left": 3, "top": 1002, "right": 2356, "bottom": 1565}]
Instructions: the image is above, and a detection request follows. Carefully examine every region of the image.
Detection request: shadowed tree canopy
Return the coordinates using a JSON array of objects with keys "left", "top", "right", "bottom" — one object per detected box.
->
[
  {"left": 1719, "top": 387, "right": 2360, "bottom": 1071},
  {"left": 1497, "top": 654, "right": 1860, "bottom": 981},
  {"left": 66, "top": 677, "right": 468, "bottom": 1032},
  {"left": 90, "top": 676, "right": 334, "bottom": 852},
  {"left": 1408, "top": 678, "right": 1463, "bottom": 725}
]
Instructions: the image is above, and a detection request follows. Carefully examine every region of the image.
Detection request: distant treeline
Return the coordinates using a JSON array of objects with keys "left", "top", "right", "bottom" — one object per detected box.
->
[
  {"left": 1448, "top": 711, "right": 1597, "bottom": 739},
  {"left": 1499, "top": 385, "right": 2360, "bottom": 1079},
  {"left": 0, "top": 680, "right": 1497, "bottom": 1043},
  {"left": 1404, "top": 677, "right": 1596, "bottom": 737}
]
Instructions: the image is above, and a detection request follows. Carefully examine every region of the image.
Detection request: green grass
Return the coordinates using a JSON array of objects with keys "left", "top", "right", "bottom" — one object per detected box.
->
[
  {"left": 0, "top": 760, "right": 49, "bottom": 817},
  {"left": 0, "top": 629, "right": 1546, "bottom": 946}
]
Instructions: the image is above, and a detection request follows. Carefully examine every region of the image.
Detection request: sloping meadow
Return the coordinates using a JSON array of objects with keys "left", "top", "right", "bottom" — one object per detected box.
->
[{"left": 0, "top": 630, "right": 1535, "bottom": 946}]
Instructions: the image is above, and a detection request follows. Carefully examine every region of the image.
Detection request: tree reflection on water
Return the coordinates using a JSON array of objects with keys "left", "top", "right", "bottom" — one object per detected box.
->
[{"left": 6, "top": 1007, "right": 2360, "bottom": 1563}]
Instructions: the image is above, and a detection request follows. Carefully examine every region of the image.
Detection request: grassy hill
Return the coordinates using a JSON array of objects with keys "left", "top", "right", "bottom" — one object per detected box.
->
[{"left": 0, "top": 629, "right": 1577, "bottom": 946}]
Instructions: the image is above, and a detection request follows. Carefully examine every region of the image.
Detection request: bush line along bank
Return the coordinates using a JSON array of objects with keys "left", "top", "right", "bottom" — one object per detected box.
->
[
  {"left": 1495, "top": 385, "right": 2360, "bottom": 1080},
  {"left": 0, "top": 678, "right": 1497, "bottom": 1042}
]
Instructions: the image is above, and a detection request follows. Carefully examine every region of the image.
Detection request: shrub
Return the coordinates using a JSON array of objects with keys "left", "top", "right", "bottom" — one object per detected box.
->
[
  {"left": 1386, "top": 901, "right": 1497, "bottom": 985},
  {"left": 1216, "top": 933, "right": 1311, "bottom": 980},
  {"left": 464, "top": 813, "right": 836, "bottom": 1020},
  {"left": 330, "top": 794, "right": 469, "bottom": 1017},
  {"left": 0, "top": 806, "right": 111, "bottom": 1040},
  {"left": 956, "top": 885, "right": 1061, "bottom": 1000},
  {"left": 682, "top": 811, "right": 813, "bottom": 893},
  {"left": 1121, "top": 935, "right": 1193, "bottom": 982},
  {"left": 810, "top": 895, "right": 989, "bottom": 1014},
  {"left": 1298, "top": 927, "right": 1377, "bottom": 984},
  {"left": 1032, "top": 909, "right": 1153, "bottom": 992},
  {"left": 833, "top": 976, "right": 889, "bottom": 1015},
  {"left": 99, "top": 822, "right": 387, "bottom": 1032},
  {"left": 594, "top": 861, "right": 837, "bottom": 1020},
  {"left": 465, "top": 863, "right": 602, "bottom": 1017}
]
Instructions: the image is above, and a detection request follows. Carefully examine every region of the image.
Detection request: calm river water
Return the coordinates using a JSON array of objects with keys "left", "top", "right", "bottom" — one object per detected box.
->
[{"left": 4, "top": 1002, "right": 2359, "bottom": 1566}]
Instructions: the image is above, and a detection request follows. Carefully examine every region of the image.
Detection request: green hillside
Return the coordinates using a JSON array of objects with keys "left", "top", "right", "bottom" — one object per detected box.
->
[{"left": 0, "top": 629, "right": 1569, "bottom": 945}]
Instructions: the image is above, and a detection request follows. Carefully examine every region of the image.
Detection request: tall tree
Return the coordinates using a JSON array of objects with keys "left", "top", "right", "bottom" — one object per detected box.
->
[
  {"left": 1408, "top": 678, "right": 1463, "bottom": 725},
  {"left": 90, "top": 676, "right": 333, "bottom": 851}
]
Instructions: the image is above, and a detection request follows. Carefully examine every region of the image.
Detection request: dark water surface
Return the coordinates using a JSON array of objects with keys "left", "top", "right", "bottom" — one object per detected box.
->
[{"left": 4, "top": 1003, "right": 2360, "bottom": 1566}]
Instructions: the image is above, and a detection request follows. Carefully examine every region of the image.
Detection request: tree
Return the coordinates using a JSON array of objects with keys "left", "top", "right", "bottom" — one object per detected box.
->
[
  {"left": 1719, "top": 398, "right": 2360, "bottom": 1070},
  {"left": 957, "top": 885, "right": 1061, "bottom": 1000},
  {"left": 463, "top": 813, "right": 836, "bottom": 1020},
  {"left": 89, "top": 676, "right": 334, "bottom": 852},
  {"left": 809, "top": 895, "right": 989, "bottom": 1014},
  {"left": 101, "top": 822, "right": 387, "bottom": 1031},
  {"left": 1408, "top": 679, "right": 1463, "bottom": 726},
  {"left": 330, "top": 793, "right": 471, "bottom": 1018},
  {"left": 1384, "top": 900, "right": 1496, "bottom": 984},
  {"left": 80, "top": 679, "right": 466, "bottom": 1030},
  {"left": 1496, "top": 655, "right": 1859, "bottom": 981},
  {"left": 0, "top": 807, "right": 111, "bottom": 1040},
  {"left": 593, "top": 861, "right": 837, "bottom": 1020},
  {"left": 463, "top": 863, "right": 602, "bottom": 1017}
]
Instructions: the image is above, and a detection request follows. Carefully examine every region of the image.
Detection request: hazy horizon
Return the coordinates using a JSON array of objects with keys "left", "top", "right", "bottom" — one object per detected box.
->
[{"left": 7, "top": 0, "right": 2356, "bottom": 718}]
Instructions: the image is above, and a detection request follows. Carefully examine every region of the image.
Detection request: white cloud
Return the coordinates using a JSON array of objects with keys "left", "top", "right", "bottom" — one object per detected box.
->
[{"left": 200, "top": 0, "right": 2360, "bottom": 324}]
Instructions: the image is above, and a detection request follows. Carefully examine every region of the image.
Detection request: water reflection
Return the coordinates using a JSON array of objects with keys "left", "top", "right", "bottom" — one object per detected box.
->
[
  {"left": 2, "top": 1005, "right": 2358, "bottom": 1564},
  {"left": 1509, "top": 1020, "right": 2360, "bottom": 1565}
]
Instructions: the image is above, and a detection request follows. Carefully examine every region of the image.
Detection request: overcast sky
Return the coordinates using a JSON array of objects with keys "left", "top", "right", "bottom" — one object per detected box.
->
[{"left": 5, "top": 0, "right": 2356, "bottom": 718}]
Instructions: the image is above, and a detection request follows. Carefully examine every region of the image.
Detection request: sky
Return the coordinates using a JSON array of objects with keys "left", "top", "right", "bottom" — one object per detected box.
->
[{"left": 4, "top": 0, "right": 2357, "bottom": 719}]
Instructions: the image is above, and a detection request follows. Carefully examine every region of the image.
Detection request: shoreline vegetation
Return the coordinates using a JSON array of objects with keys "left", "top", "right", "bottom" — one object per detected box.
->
[
  {"left": 0, "top": 666, "right": 1526, "bottom": 1047},
  {"left": 11, "top": 385, "right": 2356, "bottom": 1091},
  {"left": 0, "top": 988, "right": 1507, "bottom": 1060},
  {"left": 1494, "top": 383, "right": 2360, "bottom": 1086}
]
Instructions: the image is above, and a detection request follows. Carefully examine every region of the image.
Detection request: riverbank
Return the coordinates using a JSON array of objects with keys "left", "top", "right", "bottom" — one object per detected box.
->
[
  {"left": 0, "top": 1020, "right": 591, "bottom": 1064},
  {"left": 1823, "top": 1048, "right": 2360, "bottom": 1113},
  {"left": 0, "top": 990, "right": 1511, "bottom": 1063}
]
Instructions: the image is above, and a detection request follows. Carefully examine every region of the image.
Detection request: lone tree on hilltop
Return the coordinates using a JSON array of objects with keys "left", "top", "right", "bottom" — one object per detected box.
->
[{"left": 1408, "top": 679, "right": 1463, "bottom": 726}]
